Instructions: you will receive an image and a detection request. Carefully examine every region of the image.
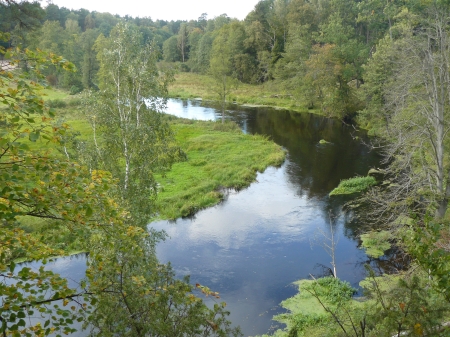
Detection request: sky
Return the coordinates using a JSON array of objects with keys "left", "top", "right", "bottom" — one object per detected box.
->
[{"left": 48, "top": 0, "right": 260, "bottom": 22}]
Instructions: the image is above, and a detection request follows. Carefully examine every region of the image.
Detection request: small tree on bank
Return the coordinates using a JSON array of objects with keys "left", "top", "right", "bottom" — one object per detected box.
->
[{"left": 209, "top": 24, "right": 239, "bottom": 123}]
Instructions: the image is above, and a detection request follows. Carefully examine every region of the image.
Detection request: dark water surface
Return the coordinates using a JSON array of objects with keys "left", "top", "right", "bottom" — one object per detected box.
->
[
  {"left": 24, "top": 99, "right": 381, "bottom": 336},
  {"left": 151, "top": 99, "right": 381, "bottom": 336}
]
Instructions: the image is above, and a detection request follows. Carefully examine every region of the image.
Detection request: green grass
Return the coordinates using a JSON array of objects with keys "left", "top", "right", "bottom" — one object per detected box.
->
[
  {"left": 154, "top": 119, "right": 286, "bottom": 219},
  {"left": 41, "top": 87, "right": 71, "bottom": 101},
  {"left": 168, "top": 72, "right": 317, "bottom": 113},
  {"left": 329, "top": 176, "right": 377, "bottom": 196}
]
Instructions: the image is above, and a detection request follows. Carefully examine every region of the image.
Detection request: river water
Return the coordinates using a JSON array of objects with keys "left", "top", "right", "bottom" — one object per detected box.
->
[
  {"left": 150, "top": 99, "right": 381, "bottom": 336},
  {"left": 21, "top": 99, "right": 381, "bottom": 336}
]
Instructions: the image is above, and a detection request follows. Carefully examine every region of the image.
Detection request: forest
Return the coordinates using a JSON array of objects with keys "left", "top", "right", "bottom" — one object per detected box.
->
[{"left": 1, "top": 0, "right": 450, "bottom": 336}]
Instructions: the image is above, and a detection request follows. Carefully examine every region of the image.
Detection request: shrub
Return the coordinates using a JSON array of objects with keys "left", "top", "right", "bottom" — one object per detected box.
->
[
  {"left": 46, "top": 74, "right": 58, "bottom": 86},
  {"left": 70, "top": 85, "right": 82, "bottom": 95},
  {"left": 47, "top": 99, "right": 67, "bottom": 108}
]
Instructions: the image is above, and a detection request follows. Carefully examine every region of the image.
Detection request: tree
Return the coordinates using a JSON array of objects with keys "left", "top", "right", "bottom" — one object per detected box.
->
[
  {"left": 85, "top": 22, "right": 182, "bottom": 225},
  {"left": 80, "top": 28, "right": 100, "bottom": 89},
  {"left": 86, "top": 227, "right": 242, "bottom": 337},
  {"left": 0, "top": 38, "right": 108, "bottom": 337},
  {"left": 177, "top": 22, "right": 189, "bottom": 63},
  {"left": 209, "top": 24, "right": 240, "bottom": 123},
  {"left": 162, "top": 35, "right": 180, "bottom": 62},
  {"left": 359, "top": 3, "right": 450, "bottom": 224}
]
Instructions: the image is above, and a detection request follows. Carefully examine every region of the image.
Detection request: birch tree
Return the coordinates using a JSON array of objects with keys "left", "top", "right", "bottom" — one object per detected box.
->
[
  {"left": 209, "top": 24, "right": 239, "bottom": 123},
  {"left": 85, "top": 22, "right": 182, "bottom": 224}
]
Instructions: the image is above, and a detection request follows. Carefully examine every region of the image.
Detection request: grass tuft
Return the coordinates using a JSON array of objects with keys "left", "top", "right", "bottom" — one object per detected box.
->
[{"left": 329, "top": 176, "right": 377, "bottom": 196}]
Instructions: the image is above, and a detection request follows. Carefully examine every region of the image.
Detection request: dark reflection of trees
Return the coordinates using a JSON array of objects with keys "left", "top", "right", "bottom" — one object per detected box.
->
[
  {"left": 196, "top": 102, "right": 382, "bottom": 243},
  {"left": 227, "top": 105, "right": 381, "bottom": 235},
  {"left": 355, "top": 248, "right": 412, "bottom": 276},
  {"left": 233, "top": 107, "right": 382, "bottom": 200}
]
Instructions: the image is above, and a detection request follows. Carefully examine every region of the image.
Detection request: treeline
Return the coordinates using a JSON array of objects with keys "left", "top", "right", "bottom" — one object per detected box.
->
[
  {"left": 0, "top": 2, "right": 182, "bottom": 92},
  {"left": 0, "top": 0, "right": 416, "bottom": 119}
]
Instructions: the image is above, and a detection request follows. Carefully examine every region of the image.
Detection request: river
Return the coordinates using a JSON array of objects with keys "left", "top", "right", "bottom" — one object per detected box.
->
[
  {"left": 20, "top": 99, "right": 381, "bottom": 336},
  {"left": 150, "top": 99, "right": 381, "bottom": 336}
]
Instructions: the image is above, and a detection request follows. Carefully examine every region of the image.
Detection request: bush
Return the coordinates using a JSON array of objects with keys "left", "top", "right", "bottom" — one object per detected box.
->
[
  {"left": 179, "top": 62, "right": 191, "bottom": 72},
  {"left": 70, "top": 85, "right": 82, "bottom": 95},
  {"left": 46, "top": 74, "right": 58, "bottom": 86},
  {"left": 47, "top": 99, "right": 67, "bottom": 108},
  {"left": 67, "top": 98, "right": 82, "bottom": 107}
]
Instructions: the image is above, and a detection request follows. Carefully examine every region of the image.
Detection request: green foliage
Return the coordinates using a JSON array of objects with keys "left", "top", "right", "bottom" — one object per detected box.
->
[
  {"left": 69, "top": 84, "right": 82, "bottom": 95},
  {"left": 405, "top": 219, "right": 450, "bottom": 298},
  {"left": 0, "top": 42, "right": 105, "bottom": 337},
  {"left": 266, "top": 277, "right": 357, "bottom": 337},
  {"left": 47, "top": 98, "right": 67, "bottom": 108},
  {"left": 264, "top": 270, "right": 450, "bottom": 337},
  {"left": 209, "top": 23, "right": 241, "bottom": 122},
  {"left": 329, "top": 176, "right": 377, "bottom": 196},
  {"left": 0, "top": 25, "right": 242, "bottom": 337},
  {"left": 87, "top": 227, "right": 242, "bottom": 337}
]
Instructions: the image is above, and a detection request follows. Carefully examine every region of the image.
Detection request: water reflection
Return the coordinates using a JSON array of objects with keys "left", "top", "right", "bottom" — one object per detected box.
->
[{"left": 152, "top": 99, "right": 381, "bottom": 336}]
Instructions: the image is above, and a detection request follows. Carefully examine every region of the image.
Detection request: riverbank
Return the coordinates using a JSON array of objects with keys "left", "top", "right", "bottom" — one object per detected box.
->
[
  {"left": 154, "top": 117, "right": 286, "bottom": 220},
  {"left": 168, "top": 72, "right": 317, "bottom": 114}
]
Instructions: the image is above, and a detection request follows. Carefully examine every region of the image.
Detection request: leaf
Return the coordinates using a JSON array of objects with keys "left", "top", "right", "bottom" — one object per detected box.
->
[
  {"left": 29, "top": 132, "right": 40, "bottom": 142},
  {"left": 9, "top": 261, "right": 16, "bottom": 272},
  {"left": 85, "top": 206, "right": 93, "bottom": 217}
]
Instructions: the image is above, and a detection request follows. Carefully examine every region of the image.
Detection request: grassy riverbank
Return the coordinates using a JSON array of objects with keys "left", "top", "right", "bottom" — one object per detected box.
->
[
  {"left": 154, "top": 117, "right": 285, "bottom": 220},
  {"left": 169, "top": 72, "right": 316, "bottom": 113}
]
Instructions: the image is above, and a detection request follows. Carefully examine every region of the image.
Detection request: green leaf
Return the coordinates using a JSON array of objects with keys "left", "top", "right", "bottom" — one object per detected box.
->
[
  {"left": 85, "top": 206, "right": 93, "bottom": 217},
  {"left": 29, "top": 132, "right": 40, "bottom": 142}
]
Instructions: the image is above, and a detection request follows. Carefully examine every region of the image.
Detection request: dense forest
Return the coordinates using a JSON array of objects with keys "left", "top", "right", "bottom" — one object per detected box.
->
[
  {"left": 2, "top": 0, "right": 450, "bottom": 336},
  {"left": 0, "top": 0, "right": 422, "bottom": 119}
]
